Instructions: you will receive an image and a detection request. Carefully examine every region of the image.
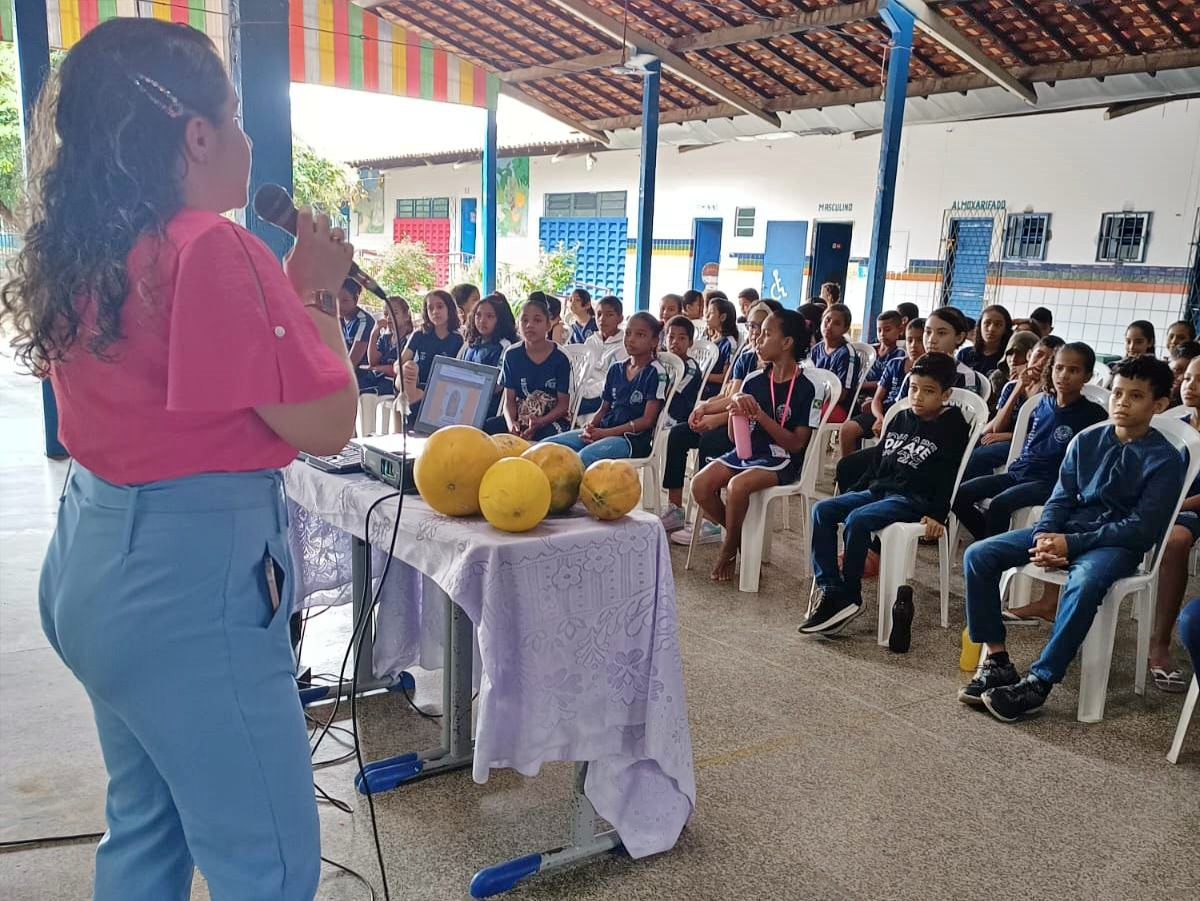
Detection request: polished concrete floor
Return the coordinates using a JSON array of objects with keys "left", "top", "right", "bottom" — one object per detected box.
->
[{"left": 2, "top": 361, "right": 1197, "bottom": 901}]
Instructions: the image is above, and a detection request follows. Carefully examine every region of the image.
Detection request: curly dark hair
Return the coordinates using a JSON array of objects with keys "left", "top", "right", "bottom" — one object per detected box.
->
[
  {"left": 465, "top": 294, "right": 517, "bottom": 347},
  {"left": 0, "top": 18, "right": 231, "bottom": 376}
]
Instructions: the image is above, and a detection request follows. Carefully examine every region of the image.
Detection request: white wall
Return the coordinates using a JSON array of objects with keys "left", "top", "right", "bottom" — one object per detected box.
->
[{"left": 359, "top": 101, "right": 1200, "bottom": 355}]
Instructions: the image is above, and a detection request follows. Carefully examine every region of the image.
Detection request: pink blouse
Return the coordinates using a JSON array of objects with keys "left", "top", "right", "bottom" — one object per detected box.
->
[{"left": 50, "top": 209, "right": 350, "bottom": 485}]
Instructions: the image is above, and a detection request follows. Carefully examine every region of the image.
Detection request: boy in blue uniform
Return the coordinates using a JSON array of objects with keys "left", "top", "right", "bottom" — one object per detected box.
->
[
  {"left": 337, "top": 278, "right": 376, "bottom": 391},
  {"left": 807, "top": 302, "right": 859, "bottom": 422},
  {"left": 959, "top": 355, "right": 1186, "bottom": 722},
  {"left": 663, "top": 315, "right": 702, "bottom": 428},
  {"left": 953, "top": 342, "right": 1107, "bottom": 542},
  {"left": 546, "top": 312, "right": 667, "bottom": 466},
  {"left": 801, "top": 352, "right": 971, "bottom": 636},
  {"left": 839, "top": 312, "right": 915, "bottom": 456}
]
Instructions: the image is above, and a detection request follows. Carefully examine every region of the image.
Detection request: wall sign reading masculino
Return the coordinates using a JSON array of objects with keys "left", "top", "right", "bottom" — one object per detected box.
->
[
  {"left": 951, "top": 200, "right": 1006, "bottom": 211},
  {"left": 817, "top": 203, "right": 853, "bottom": 213}
]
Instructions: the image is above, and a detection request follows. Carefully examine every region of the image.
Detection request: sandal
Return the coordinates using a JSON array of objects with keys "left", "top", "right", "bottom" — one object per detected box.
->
[
  {"left": 1150, "top": 666, "right": 1189, "bottom": 694},
  {"left": 1001, "top": 610, "right": 1043, "bottom": 626}
]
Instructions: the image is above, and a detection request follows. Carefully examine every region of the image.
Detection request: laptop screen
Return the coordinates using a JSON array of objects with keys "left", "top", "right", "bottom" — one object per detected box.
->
[{"left": 413, "top": 355, "right": 500, "bottom": 434}]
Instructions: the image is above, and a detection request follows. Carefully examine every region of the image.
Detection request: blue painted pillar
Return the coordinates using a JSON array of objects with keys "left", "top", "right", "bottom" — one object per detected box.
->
[
  {"left": 481, "top": 107, "right": 498, "bottom": 294},
  {"left": 863, "top": 1, "right": 914, "bottom": 341},
  {"left": 13, "top": 0, "right": 67, "bottom": 459},
  {"left": 232, "top": 0, "right": 293, "bottom": 261},
  {"left": 633, "top": 59, "right": 661, "bottom": 312}
]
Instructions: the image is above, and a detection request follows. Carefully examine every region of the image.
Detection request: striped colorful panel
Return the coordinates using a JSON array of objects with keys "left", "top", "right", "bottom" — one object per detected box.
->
[{"left": 38, "top": 2, "right": 225, "bottom": 57}]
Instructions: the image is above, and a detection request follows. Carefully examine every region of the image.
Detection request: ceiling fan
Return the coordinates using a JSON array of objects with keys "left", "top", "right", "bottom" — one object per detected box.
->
[{"left": 604, "top": 1, "right": 657, "bottom": 76}]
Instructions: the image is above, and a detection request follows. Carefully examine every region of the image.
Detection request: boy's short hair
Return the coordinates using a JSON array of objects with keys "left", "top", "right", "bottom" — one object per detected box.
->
[
  {"left": 660, "top": 292, "right": 683, "bottom": 309},
  {"left": 666, "top": 315, "right": 695, "bottom": 341},
  {"left": 878, "top": 310, "right": 903, "bottom": 327},
  {"left": 1112, "top": 354, "right": 1173, "bottom": 399},
  {"left": 907, "top": 317, "right": 925, "bottom": 333},
  {"left": 826, "top": 303, "right": 852, "bottom": 329},
  {"left": 1039, "top": 335, "right": 1065, "bottom": 352},
  {"left": 1058, "top": 341, "right": 1097, "bottom": 374},
  {"left": 910, "top": 352, "right": 958, "bottom": 391},
  {"left": 821, "top": 282, "right": 841, "bottom": 303},
  {"left": 758, "top": 298, "right": 783, "bottom": 313},
  {"left": 896, "top": 302, "right": 919, "bottom": 322},
  {"left": 341, "top": 277, "right": 362, "bottom": 297},
  {"left": 598, "top": 295, "right": 623, "bottom": 317},
  {"left": 1171, "top": 340, "right": 1200, "bottom": 361},
  {"left": 737, "top": 287, "right": 760, "bottom": 302},
  {"left": 705, "top": 289, "right": 728, "bottom": 302},
  {"left": 628, "top": 310, "right": 663, "bottom": 338},
  {"left": 1030, "top": 306, "right": 1053, "bottom": 328}
]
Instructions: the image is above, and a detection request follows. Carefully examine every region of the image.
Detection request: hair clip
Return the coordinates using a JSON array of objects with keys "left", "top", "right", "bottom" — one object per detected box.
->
[{"left": 132, "top": 74, "right": 185, "bottom": 119}]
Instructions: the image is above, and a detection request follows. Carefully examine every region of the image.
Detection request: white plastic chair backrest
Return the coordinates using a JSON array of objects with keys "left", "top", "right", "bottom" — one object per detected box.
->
[
  {"left": 692, "top": 335, "right": 715, "bottom": 364},
  {"left": 646, "top": 351, "right": 686, "bottom": 456},
  {"left": 1082, "top": 383, "right": 1111, "bottom": 409},
  {"left": 1004, "top": 391, "right": 1043, "bottom": 470},
  {"left": 561, "top": 343, "right": 595, "bottom": 424},
  {"left": 972, "top": 369, "right": 992, "bottom": 404},
  {"left": 797, "top": 368, "right": 843, "bottom": 494},
  {"left": 878, "top": 389, "right": 989, "bottom": 508},
  {"left": 1165, "top": 403, "right": 1195, "bottom": 421},
  {"left": 847, "top": 341, "right": 877, "bottom": 411},
  {"left": 691, "top": 341, "right": 722, "bottom": 393},
  {"left": 1142, "top": 415, "right": 1200, "bottom": 578}
]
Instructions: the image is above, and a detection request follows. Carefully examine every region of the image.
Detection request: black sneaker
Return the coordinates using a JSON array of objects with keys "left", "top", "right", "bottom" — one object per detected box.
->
[
  {"left": 888, "top": 586, "right": 914, "bottom": 653},
  {"left": 799, "top": 591, "right": 862, "bottom": 635},
  {"left": 957, "top": 655, "right": 1019, "bottom": 706},
  {"left": 981, "top": 674, "right": 1051, "bottom": 722}
]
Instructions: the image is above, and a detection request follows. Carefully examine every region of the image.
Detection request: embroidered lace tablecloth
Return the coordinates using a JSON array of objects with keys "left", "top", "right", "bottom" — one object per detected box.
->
[{"left": 283, "top": 462, "right": 695, "bottom": 859}]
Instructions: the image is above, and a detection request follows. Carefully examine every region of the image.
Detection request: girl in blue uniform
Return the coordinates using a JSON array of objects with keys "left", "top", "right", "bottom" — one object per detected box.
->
[
  {"left": 567, "top": 287, "right": 597, "bottom": 343},
  {"left": 486, "top": 298, "right": 572, "bottom": 439},
  {"left": 462, "top": 294, "right": 517, "bottom": 417},
  {"left": 701, "top": 295, "right": 740, "bottom": 399},
  {"left": 362, "top": 296, "right": 411, "bottom": 394},
  {"left": 690, "top": 310, "right": 816, "bottom": 582},
  {"left": 399, "top": 288, "right": 464, "bottom": 420}
]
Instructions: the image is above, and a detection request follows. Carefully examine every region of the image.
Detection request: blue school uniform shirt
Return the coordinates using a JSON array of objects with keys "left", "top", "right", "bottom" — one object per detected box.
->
[
  {"left": 666, "top": 356, "right": 703, "bottom": 427},
  {"left": 957, "top": 345, "right": 1004, "bottom": 378},
  {"left": 599, "top": 358, "right": 669, "bottom": 456},
  {"left": 406, "top": 329, "right": 465, "bottom": 388},
  {"left": 731, "top": 348, "right": 759, "bottom": 383},
  {"left": 740, "top": 366, "right": 819, "bottom": 468},
  {"left": 374, "top": 331, "right": 400, "bottom": 366},
  {"left": 702, "top": 334, "right": 737, "bottom": 399},
  {"left": 808, "top": 340, "right": 859, "bottom": 405},
  {"left": 569, "top": 318, "right": 597, "bottom": 344},
  {"left": 341, "top": 307, "right": 374, "bottom": 353},
  {"left": 500, "top": 343, "right": 571, "bottom": 402},
  {"left": 995, "top": 379, "right": 1020, "bottom": 415},
  {"left": 1007, "top": 394, "right": 1108, "bottom": 485},
  {"left": 866, "top": 344, "right": 906, "bottom": 384},
  {"left": 1037, "top": 425, "right": 1185, "bottom": 558},
  {"left": 899, "top": 361, "right": 986, "bottom": 398},
  {"left": 463, "top": 338, "right": 511, "bottom": 369},
  {"left": 877, "top": 356, "right": 910, "bottom": 410}
]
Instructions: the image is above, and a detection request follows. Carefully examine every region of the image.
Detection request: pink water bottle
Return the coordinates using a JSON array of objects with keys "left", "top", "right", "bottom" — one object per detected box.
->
[{"left": 731, "top": 413, "right": 753, "bottom": 459}]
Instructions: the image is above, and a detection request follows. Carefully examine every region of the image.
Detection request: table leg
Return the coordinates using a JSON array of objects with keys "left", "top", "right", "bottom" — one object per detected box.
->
[
  {"left": 355, "top": 591, "right": 474, "bottom": 794},
  {"left": 467, "top": 763, "right": 623, "bottom": 898}
]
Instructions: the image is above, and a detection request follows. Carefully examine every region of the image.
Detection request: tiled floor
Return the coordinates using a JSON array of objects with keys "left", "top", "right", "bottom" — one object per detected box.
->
[{"left": 1, "top": 360, "right": 1197, "bottom": 901}]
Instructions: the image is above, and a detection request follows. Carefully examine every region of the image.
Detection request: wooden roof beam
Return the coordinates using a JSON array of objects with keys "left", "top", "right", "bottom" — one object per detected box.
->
[
  {"left": 499, "top": 83, "right": 611, "bottom": 144},
  {"left": 544, "top": 0, "right": 781, "bottom": 126},
  {"left": 497, "top": 51, "right": 627, "bottom": 84},
  {"left": 666, "top": 1, "right": 882, "bottom": 52},
  {"left": 897, "top": 0, "right": 1038, "bottom": 104}
]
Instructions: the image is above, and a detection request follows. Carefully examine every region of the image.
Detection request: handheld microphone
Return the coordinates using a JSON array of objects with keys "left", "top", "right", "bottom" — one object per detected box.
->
[{"left": 252, "top": 183, "right": 388, "bottom": 301}]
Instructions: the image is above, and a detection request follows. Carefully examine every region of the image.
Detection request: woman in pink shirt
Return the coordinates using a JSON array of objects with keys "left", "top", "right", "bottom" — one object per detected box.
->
[{"left": 0, "top": 19, "right": 355, "bottom": 901}]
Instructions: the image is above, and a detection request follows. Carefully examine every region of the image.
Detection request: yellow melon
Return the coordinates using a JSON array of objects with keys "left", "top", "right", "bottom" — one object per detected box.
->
[
  {"left": 490, "top": 433, "right": 532, "bottom": 459},
  {"left": 412, "top": 425, "right": 501, "bottom": 516},
  {"left": 579, "top": 460, "right": 641, "bottom": 521},
  {"left": 478, "top": 458, "right": 551, "bottom": 532},
  {"left": 521, "top": 443, "right": 586, "bottom": 514}
]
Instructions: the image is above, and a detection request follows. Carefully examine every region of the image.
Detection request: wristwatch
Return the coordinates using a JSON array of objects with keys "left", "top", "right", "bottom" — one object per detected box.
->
[{"left": 305, "top": 289, "right": 337, "bottom": 316}]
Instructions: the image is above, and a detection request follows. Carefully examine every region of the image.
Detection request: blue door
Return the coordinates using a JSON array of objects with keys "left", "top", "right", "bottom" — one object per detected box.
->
[
  {"left": 691, "top": 218, "right": 723, "bottom": 292},
  {"left": 809, "top": 221, "right": 853, "bottom": 301},
  {"left": 761, "top": 220, "right": 808, "bottom": 308},
  {"left": 460, "top": 198, "right": 477, "bottom": 259},
  {"left": 942, "top": 218, "right": 994, "bottom": 318}
]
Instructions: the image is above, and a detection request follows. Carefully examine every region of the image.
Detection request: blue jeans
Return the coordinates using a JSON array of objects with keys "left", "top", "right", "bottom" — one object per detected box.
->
[
  {"left": 963, "top": 527, "right": 1140, "bottom": 684},
  {"left": 544, "top": 430, "right": 633, "bottom": 467},
  {"left": 952, "top": 473, "right": 1054, "bottom": 541},
  {"left": 1179, "top": 597, "right": 1200, "bottom": 675},
  {"left": 962, "top": 441, "right": 1010, "bottom": 482},
  {"left": 811, "top": 490, "right": 923, "bottom": 602}
]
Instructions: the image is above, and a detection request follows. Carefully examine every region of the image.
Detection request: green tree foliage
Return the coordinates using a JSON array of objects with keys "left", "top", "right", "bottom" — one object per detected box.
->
[
  {"left": 292, "top": 140, "right": 363, "bottom": 216},
  {"left": 0, "top": 43, "right": 27, "bottom": 224},
  {"left": 361, "top": 238, "right": 436, "bottom": 308}
]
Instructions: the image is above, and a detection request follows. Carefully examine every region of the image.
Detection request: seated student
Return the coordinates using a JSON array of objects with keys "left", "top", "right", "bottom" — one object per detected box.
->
[
  {"left": 896, "top": 302, "right": 920, "bottom": 328},
  {"left": 987, "top": 329, "right": 1040, "bottom": 401},
  {"left": 1149, "top": 356, "right": 1200, "bottom": 690},
  {"left": 801, "top": 352, "right": 971, "bottom": 636},
  {"left": 362, "top": 297, "right": 412, "bottom": 395},
  {"left": 659, "top": 305, "right": 771, "bottom": 536},
  {"left": 578, "top": 295, "right": 627, "bottom": 415},
  {"left": 1103, "top": 320, "right": 1156, "bottom": 388},
  {"left": 839, "top": 310, "right": 906, "bottom": 455},
  {"left": 398, "top": 289, "right": 464, "bottom": 417},
  {"left": 819, "top": 282, "right": 841, "bottom": 306},
  {"left": 1029, "top": 306, "right": 1053, "bottom": 338},
  {"left": 957, "top": 304, "right": 1013, "bottom": 380},
  {"left": 964, "top": 334, "right": 1062, "bottom": 481},
  {"left": 662, "top": 315, "right": 702, "bottom": 429},
  {"left": 486, "top": 298, "right": 572, "bottom": 440},
  {"left": 840, "top": 317, "right": 925, "bottom": 457},
  {"left": 690, "top": 310, "right": 816, "bottom": 582},
  {"left": 529, "top": 292, "right": 567, "bottom": 345},
  {"left": 462, "top": 294, "right": 518, "bottom": 367},
  {"left": 567, "top": 288, "right": 597, "bottom": 344},
  {"left": 545, "top": 312, "right": 667, "bottom": 466},
  {"left": 701, "top": 295, "right": 740, "bottom": 399},
  {"left": 736, "top": 286, "right": 760, "bottom": 321},
  {"left": 958, "top": 355, "right": 1185, "bottom": 722},
  {"left": 1165, "top": 319, "right": 1196, "bottom": 360},
  {"left": 682, "top": 289, "right": 704, "bottom": 322},
  {"left": 660, "top": 293, "right": 683, "bottom": 330},
  {"left": 337, "top": 278, "right": 376, "bottom": 391},
  {"left": 451, "top": 283, "right": 481, "bottom": 327},
  {"left": 797, "top": 301, "right": 827, "bottom": 335},
  {"left": 1168, "top": 340, "right": 1200, "bottom": 406},
  {"left": 954, "top": 342, "right": 1107, "bottom": 544},
  {"left": 808, "top": 303, "right": 859, "bottom": 423}
]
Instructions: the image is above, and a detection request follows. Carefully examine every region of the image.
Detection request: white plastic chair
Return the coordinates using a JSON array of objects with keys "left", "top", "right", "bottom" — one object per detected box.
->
[
  {"left": 1082, "top": 383, "right": 1111, "bottom": 408},
  {"left": 870, "top": 389, "right": 989, "bottom": 644},
  {"left": 845, "top": 342, "right": 878, "bottom": 417},
  {"left": 627, "top": 352, "right": 685, "bottom": 515},
  {"left": 562, "top": 343, "right": 596, "bottom": 428},
  {"left": 731, "top": 370, "right": 843, "bottom": 592},
  {"left": 357, "top": 393, "right": 385, "bottom": 437},
  {"left": 1168, "top": 676, "right": 1197, "bottom": 763},
  {"left": 996, "top": 415, "right": 1200, "bottom": 723}
]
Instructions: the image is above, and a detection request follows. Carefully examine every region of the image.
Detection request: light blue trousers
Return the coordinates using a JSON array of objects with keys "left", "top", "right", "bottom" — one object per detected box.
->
[{"left": 39, "top": 466, "right": 319, "bottom": 901}]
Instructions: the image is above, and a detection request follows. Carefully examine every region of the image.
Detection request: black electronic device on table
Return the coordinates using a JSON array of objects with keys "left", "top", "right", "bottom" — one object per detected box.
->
[
  {"left": 298, "top": 443, "right": 363, "bottom": 474},
  {"left": 357, "top": 355, "right": 500, "bottom": 490}
]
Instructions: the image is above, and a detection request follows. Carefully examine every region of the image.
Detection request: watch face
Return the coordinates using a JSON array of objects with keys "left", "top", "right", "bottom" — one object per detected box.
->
[{"left": 313, "top": 291, "right": 336, "bottom": 314}]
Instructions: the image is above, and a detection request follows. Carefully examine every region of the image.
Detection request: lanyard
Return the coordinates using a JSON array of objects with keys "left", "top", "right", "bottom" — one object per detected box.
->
[{"left": 768, "top": 365, "right": 799, "bottom": 423}]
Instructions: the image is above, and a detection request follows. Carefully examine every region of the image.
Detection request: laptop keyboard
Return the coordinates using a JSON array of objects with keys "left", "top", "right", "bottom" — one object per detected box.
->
[{"left": 301, "top": 444, "right": 363, "bottom": 474}]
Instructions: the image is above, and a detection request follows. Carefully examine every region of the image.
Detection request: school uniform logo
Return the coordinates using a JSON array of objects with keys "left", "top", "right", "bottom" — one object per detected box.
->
[
  {"left": 631, "top": 390, "right": 644, "bottom": 404},
  {"left": 1053, "top": 425, "right": 1074, "bottom": 443}
]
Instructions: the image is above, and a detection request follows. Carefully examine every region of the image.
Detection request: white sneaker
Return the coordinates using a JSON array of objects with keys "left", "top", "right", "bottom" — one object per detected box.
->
[
  {"left": 659, "top": 504, "right": 686, "bottom": 533},
  {"left": 670, "top": 521, "right": 722, "bottom": 545}
]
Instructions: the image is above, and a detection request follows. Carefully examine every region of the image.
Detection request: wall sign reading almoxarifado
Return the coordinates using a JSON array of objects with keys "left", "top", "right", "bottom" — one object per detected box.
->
[{"left": 951, "top": 200, "right": 1006, "bottom": 211}]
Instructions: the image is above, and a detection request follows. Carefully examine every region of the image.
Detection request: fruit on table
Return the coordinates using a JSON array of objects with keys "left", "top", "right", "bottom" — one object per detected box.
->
[
  {"left": 478, "top": 457, "right": 552, "bottom": 532},
  {"left": 491, "top": 433, "right": 532, "bottom": 459},
  {"left": 579, "top": 460, "right": 641, "bottom": 521},
  {"left": 521, "top": 443, "right": 586, "bottom": 514},
  {"left": 413, "top": 425, "right": 501, "bottom": 516}
]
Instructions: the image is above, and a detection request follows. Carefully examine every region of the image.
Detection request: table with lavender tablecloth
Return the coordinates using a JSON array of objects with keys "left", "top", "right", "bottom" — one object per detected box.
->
[{"left": 283, "top": 462, "right": 696, "bottom": 859}]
